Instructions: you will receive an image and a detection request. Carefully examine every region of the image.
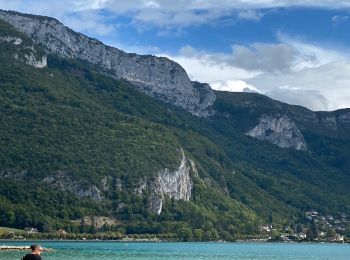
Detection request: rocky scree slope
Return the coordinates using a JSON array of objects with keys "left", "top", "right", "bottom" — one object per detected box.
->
[{"left": 0, "top": 10, "right": 215, "bottom": 117}]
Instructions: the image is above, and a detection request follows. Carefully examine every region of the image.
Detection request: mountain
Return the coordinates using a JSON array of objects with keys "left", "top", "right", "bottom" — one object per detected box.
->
[
  {"left": 0, "top": 10, "right": 349, "bottom": 241},
  {"left": 0, "top": 10, "right": 215, "bottom": 117}
]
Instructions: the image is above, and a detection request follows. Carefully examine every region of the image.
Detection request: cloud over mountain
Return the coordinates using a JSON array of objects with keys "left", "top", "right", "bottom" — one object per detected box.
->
[
  {"left": 1, "top": 0, "right": 350, "bottom": 111},
  {"left": 165, "top": 37, "right": 350, "bottom": 111},
  {"left": 2, "top": 0, "right": 350, "bottom": 29}
]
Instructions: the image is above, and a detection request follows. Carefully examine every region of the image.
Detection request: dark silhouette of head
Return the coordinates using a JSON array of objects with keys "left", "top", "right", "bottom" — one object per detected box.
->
[{"left": 30, "top": 244, "right": 43, "bottom": 255}]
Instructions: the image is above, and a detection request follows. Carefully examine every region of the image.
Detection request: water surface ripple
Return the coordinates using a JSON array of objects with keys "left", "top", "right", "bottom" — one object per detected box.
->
[{"left": 1, "top": 241, "right": 349, "bottom": 259}]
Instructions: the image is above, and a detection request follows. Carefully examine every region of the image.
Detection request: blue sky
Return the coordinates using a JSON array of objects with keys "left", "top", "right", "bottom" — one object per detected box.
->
[
  {"left": 101, "top": 8, "right": 350, "bottom": 55},
  {"left": 1, "top": 0, "right": 350, "bottom": 111}
]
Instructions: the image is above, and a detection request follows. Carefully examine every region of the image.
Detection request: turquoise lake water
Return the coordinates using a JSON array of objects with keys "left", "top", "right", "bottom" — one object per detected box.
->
[{"left": 1, "top": 241, "right": 350, "bottom": 259}]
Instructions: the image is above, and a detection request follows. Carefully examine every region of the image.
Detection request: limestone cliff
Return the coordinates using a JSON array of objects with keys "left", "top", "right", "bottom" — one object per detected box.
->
[
  {"left": 0, "top": 35, "right": 47, "bottom": 68},
  {"left": 0, "top": 10, "right": 215, "bottom": 117},
  {"left": 246, "top": 114, "right": 307, "bottom": 151},
  {"left": 43, "top": 172, "right": 103, "bottom": 201},
  {"left": 80, "top": 216, "right": 117, "bottom": 229},
  {"left": 0, "top": 169, "right": 102, "bottom": 201},
  {"left": 145, "top": 149, "right": 193, "bottom": 214},
  {"left": 96, "top": 149, "right": 194, "bottom": 215}
]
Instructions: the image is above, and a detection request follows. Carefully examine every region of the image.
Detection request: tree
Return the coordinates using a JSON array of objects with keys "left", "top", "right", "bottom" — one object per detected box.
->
[
  {"left": 89, "top": 225, "right": 96, "bottom": 234},
  {"left": 0, "top": 210, "right": 15, "bottom": 226},
  {"left": 221, "top": 231, "right": 233, "bottom": 241},
  {"left": 193, "top": 229, "right": 204, "bottom": 241},
  {"left": 310, "top": 221, "right": 319, "bottom": 239},
  {"left": 345, "top": 225, "right": 350, "bottom": 239},
  {"left": 210, "top": 229, "right": 220, "bottom": 241},
  {"left": 40, "top": 219, "right": 53, "bottom": 233},
  {"left": 178, "top": 227, "right": 193, "bottom": 241},
  {"left": 326, "top": 228, "right": 336, "bottom": 238},
  {"left": 296, "top": 224, "right": 304, "bottom": 233}
]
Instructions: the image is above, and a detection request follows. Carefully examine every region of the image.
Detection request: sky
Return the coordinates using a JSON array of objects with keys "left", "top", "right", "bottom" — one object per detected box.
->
[{"left": 1, "top": 1, "right": 350, "bottom": 111}]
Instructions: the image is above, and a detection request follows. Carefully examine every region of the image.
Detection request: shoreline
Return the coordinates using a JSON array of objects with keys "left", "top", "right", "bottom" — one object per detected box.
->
[
  {"left": 0, "top": 239, "right": 348, "bottom": 244},
  {"left": 0, "top": 245, "right": 54, "bottom": 252}
]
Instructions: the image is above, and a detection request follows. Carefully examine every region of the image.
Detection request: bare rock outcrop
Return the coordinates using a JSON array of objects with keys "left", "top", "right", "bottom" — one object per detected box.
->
[
  {"left": 0, "top": 35, "right": 47, "bottom": 68},
  {"left": 43, "top": 172, "right": 103, "bottom": 201},
  {"left": 144, "top": 149, "right": 193, "bottom": 214},
  {"left": 0, "top": 10, "right": 215, "bottom": 117},
  {"left": 320, "top": 115, "right": 337, "bottom": 130},
  {"left": 246, "top": 114, "right": 307, "bottom": 151},
  {"left": 81, "top": 216, "right": 117, "bottom": 229}
]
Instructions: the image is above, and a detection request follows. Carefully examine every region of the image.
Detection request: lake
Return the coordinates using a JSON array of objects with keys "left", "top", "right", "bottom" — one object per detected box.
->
[{"left": 1, "top": 241, "right": 349, "bottom": 259}]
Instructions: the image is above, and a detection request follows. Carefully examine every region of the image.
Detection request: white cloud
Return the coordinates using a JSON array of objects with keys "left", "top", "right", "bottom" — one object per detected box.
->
[
  {"left": 165, "top": 45, "right": 260, "bottom": 83},
  {"left": 211, "top": 80, "right": 260, "bottom": 93},
  {"left": 237, "top": 10, "right": 265, "bottom": 21},
  {"left": 77, "top": 0, "right": 350, "bottom": 13},
  {"left": 248, "top": 60, "right": 350, "bottom": 111},
  {"left": 229, "top": 43, "right": 296, "bottom": 72},
  {"left": 83, "top": 0, "right": 350, "bottom": 28},
  {"left": 60, "top": 11, "right": 117, "bottom": 36},
  {"left": 0, "top": 0, "right": 118, "bottom": 36},
  {"left": 75, "top": 0, "right": 111, "bottom": 11},
  {"left": 1, "top": 0, "right": 350, "bottom": 111},
  {"left": 165, "top": 39, "right": 350, "bottom": 111},
  {"left": 3, "top": 0, "right": 350, "bottom": 31},
  {"left": 0, "top": 0, "right": 77, "bottom": 17},
  {"left": 332, "top": 15, "right": 349, "bottom": 26},
  {"left": 277, "top": 33, "right": 348, "bottom": 68},
  {"left": 266, "top": 87, "right": 329, "bottom": 111}
]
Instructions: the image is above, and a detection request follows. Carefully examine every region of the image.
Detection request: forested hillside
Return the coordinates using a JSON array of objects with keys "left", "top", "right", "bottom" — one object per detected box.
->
[{"left": 0, "top": 17, "right": 349, "bottom": 241}]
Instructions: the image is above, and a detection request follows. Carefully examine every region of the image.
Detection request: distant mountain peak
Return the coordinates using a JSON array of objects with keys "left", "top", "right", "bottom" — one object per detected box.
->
[{"left": 0, "top": 9, "right": 215, "bottom": 117}]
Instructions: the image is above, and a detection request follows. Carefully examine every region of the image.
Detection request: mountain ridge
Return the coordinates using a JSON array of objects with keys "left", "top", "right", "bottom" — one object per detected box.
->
[
  {"left": 0, "top": 11, "right": 349, "bottom": 241},
  {"left": 0, "top": 9, "right": 215, "bottom": 117}
]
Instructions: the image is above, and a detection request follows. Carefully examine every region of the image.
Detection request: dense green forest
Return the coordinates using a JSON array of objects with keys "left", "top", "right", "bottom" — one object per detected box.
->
[{"left": 0, "top": 18, "right": 349, "bottom": 241}]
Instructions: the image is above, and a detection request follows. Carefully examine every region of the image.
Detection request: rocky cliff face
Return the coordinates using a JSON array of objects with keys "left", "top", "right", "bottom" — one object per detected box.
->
[
  {"left": 43, "top": 172, "right": 103, "bottom": 201},
  {"left": 0, "top": 169, "right": 104, "bottom": 201},
  {"left": 80, "top": 216, "right": 117, "bottom": 229},
  {"left": 98, "top": 149, "right": 194, "bottom": 215},
  {"left": 338, "top": 111, "right": 350, "bottom": 124},
  {"left": 1, "top": 149, "right": 193, "bottom": 215},
  {"left": 320, "top": 115, "right": 337, "bottom": 130},
  {"left": 0, "top": 35, "right": 47, "bottom": 68},
  {"left": 146, "top": 149, "right": 193, "bottom": 214},
  {"left": 41, "top": 150, "right": 194, "bottom": 215},
  {"left": 0, "top": 10, "right": 215, "bottom": 117},
  {"left": 246, "top": 114, "right": 307, "bottom": 151}
]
